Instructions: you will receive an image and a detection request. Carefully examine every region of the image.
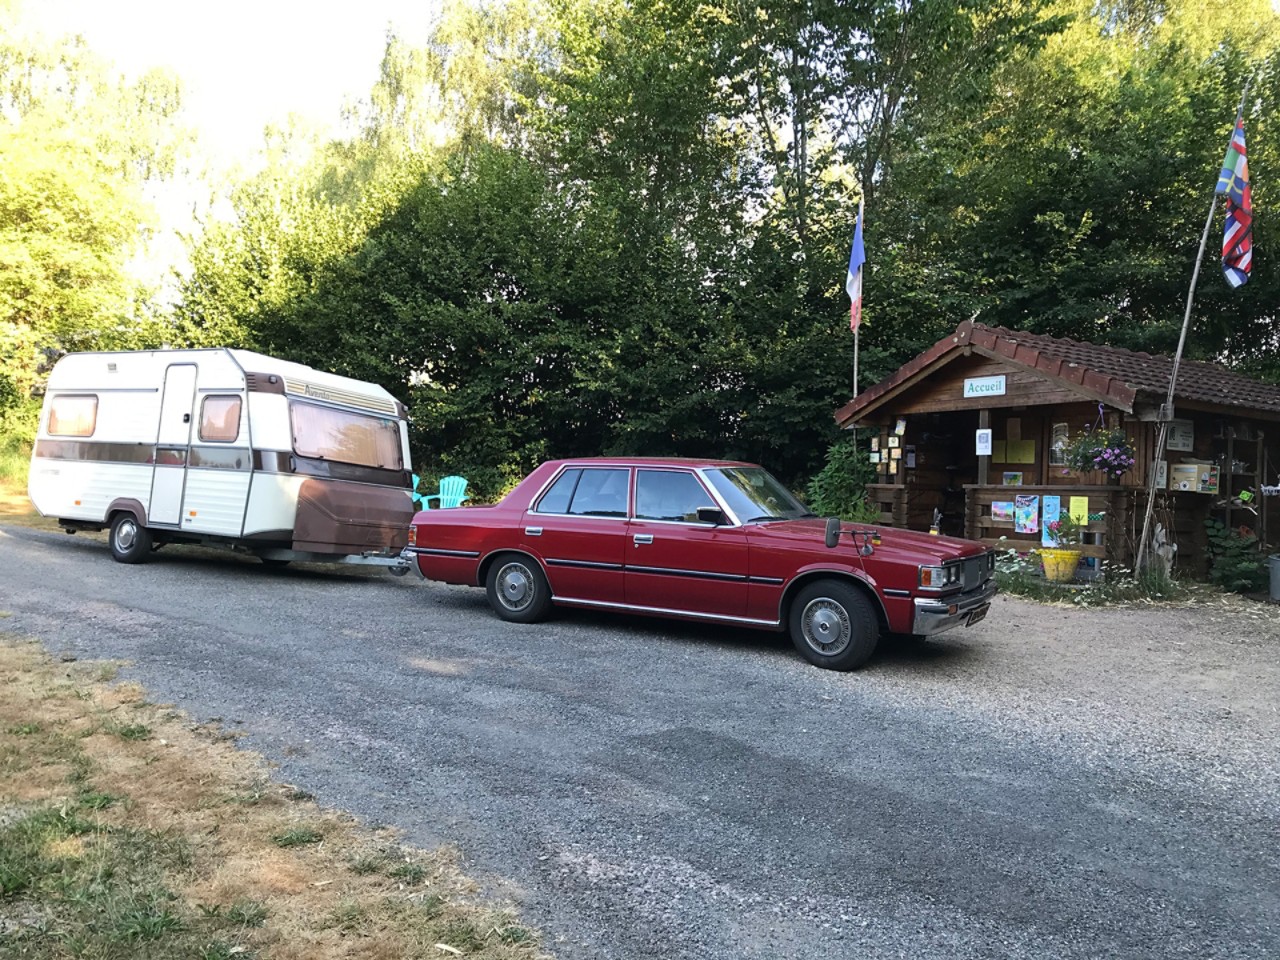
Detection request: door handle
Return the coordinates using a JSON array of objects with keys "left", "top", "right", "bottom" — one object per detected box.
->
[
  {"left": 525, "top": 527, "right": 543, "bottom": 536},
  {"left": 182, "top": 413, "right": 191, "bottom": 423},
  {"left": 633, "top": 534, "right": 654, "bottom": 546}
]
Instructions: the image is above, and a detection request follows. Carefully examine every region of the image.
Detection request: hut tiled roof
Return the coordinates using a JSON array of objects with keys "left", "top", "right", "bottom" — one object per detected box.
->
[{"left": 834, "top": 320, "right": 1280, "bottom": 426}]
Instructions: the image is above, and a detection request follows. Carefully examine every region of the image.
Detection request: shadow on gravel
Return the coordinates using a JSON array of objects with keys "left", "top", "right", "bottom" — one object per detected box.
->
[{"left": 7, "top": 524, "right": 400, "bottom": 584}]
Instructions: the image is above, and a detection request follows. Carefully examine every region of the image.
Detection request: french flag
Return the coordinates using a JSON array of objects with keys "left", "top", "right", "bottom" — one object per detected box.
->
[{"left": 847, "top": 200, "right": 866, "bottom": 331}]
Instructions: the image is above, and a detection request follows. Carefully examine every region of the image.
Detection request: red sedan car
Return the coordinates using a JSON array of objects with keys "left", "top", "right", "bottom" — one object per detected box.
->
[{"left": 407, "top": 458, "right": 996, "bottom": 670}]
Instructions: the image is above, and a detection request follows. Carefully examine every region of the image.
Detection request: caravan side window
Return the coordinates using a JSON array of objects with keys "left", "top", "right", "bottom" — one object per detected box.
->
[
  {"left": 290, "top": 401, "right": 403, "bottom": 469},
  {"left": 200, "top": 396, "right": 242, "bottom": 442},
  {"left": 48, "top": 395, "right": 98, "bottom": 437}
]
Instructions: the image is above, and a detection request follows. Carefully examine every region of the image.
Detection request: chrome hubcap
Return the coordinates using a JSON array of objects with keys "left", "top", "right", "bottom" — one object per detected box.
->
[
  {"left": 116, "top": 520, "right": 137, "bottom": 551},
  {"left": 498, "top": 563, "right": 533, "bottom": 611},
  {"left": 801, "top": 598, "right": 851, "bottom": 655}
]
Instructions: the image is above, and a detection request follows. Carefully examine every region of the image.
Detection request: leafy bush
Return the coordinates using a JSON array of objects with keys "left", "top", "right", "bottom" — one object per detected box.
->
[
  {"left": 1204, "top": 518, "right": 1268, "bottom": 593},
  {"left": 805, "top": 437, "right": 879, "bottom": 522}
]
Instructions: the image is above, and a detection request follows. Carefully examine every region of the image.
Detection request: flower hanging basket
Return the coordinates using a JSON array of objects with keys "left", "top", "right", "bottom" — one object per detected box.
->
[{"left": 1062, "top": 427, "right": 1136, "bottom": 482}]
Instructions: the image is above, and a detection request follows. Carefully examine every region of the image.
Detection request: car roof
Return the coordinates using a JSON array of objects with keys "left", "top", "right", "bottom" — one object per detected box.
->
[{"left": 543, "top": 457, "right": 758, "bottom": 469}]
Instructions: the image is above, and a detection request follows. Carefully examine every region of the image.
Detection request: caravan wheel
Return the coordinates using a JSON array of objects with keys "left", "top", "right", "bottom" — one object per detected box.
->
[{"left": 109, "top": 514, "right": 152, "bottom": 564}]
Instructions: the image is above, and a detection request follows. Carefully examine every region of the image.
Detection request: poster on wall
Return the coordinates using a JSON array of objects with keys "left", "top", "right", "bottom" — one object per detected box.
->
[
  {"left": 870, "top": 436, "right": 880, "bottom": 452},
  {"left": 1042, "top": 495, "right": 1062, "bottom": 547},
  {"left": 991, "top": 501, "right": 1015, "bottom": 523},
  {"left": 894, "top": 418, "right": 907, "bottom": 436},
  {"left": 869, "top": 452, "right": 881, "bottom": 464},
  {"left": 1014, "top": 495, "right": 1040, "bottom": 534},
  {"left": 1002, "top": 471, "right": 1023, "bottom": 486}
]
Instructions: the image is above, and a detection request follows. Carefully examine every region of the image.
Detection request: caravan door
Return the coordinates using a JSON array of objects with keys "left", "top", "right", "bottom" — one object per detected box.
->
[{"left": 149, "top": 364, "right": 197, "bottom": 525}]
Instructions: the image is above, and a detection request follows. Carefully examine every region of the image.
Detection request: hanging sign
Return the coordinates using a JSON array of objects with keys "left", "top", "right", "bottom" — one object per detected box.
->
[{"left": 963, "top": 375, "right": 1007, "bottom": 398}]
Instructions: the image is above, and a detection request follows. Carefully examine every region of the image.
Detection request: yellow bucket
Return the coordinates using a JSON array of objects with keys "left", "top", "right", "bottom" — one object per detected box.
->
[{"left": 1040, "top": 548, "right": 1081, "bottom": 582}]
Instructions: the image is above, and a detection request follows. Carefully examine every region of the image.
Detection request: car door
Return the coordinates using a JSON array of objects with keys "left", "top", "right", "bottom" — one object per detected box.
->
[
  {"left": 521, "top": 466, "right": 630, "bottom": 604},
  {"left": 624, "top": 468, "right": 749, "bottom": 619}
]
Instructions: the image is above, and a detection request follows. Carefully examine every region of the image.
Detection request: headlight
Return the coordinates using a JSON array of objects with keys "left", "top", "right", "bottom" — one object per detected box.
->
[{"left": 920, "top": 564, "right": 961, "bottom": 589}]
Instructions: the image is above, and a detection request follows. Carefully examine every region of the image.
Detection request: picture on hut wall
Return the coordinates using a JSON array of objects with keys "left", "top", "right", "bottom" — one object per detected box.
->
[
  {"left": 991, "top": 501, "right": 1015, "bottom": 523},
  {"left": 887, "top": 435, "right": 901, "bottom": 449},
  {"left": 870, "top": 437, "right": 880, "bottom": 452},
  {"left": 1014, "top": 495, "right": 1040, "bottom": 534},
  {"left": 869, "top": 452, "right": 880, "bottom": 464},
  {"left": 1002, "top": 471, "right": 1023, "bottom": 486}
]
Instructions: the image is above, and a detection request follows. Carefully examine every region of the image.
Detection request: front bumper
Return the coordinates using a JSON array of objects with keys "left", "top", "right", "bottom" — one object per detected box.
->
[{"left": 912, "top": 579, "right": 998, "bottom": 635}]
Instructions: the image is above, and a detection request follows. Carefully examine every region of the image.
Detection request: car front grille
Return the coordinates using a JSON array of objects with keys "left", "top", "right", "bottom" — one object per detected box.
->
[{"left": 962, "top": 556, "right": 983, "bottom": 591}]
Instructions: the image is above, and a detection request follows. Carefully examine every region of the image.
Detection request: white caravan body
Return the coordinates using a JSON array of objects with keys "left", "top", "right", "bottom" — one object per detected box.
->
[{"left": 29, "top": 349, "right": 415, "bottom": 567}]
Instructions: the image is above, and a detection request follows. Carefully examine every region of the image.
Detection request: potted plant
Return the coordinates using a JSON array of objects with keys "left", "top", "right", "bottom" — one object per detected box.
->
[
  {"left": 1041, "top": 513, "right": 1084, "bottom": 582},
  {"left": 1062, "top": 426, "right": 1136, "bottom": 482}
]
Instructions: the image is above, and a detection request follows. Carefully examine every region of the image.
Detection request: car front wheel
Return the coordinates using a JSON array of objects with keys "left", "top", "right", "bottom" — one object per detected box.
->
[
  {"left": 485, "top": 554, "right": 552, "bottom": 624},
  {"left": 109, "top": 513, "right": 152, "bottom": 564},
  {"left": 788, "top": 579, "right": 880, "bottom": 670}
]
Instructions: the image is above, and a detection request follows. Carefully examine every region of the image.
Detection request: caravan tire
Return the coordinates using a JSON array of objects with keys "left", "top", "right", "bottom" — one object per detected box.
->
[{"left": 109, "top": 514, "right": 152, "bottom": 564}]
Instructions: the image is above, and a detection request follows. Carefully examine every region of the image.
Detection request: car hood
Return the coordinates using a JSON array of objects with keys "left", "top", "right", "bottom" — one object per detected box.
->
[{"left": 751, "top": 518, "right": 987, "bottom": 562}]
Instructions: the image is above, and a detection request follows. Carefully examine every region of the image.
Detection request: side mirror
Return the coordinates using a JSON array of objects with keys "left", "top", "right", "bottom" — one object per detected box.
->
[
  {"left": 824, "top": 516, "right": 841, "bottom": 548},
  {"left": 696, "top": 506, "right": 727, "bottom": 525}
]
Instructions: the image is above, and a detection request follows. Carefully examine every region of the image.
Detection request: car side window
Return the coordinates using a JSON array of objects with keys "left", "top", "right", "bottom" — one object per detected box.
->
[
  {"left": 566, "top": 468, "right": 629, "bottom": 517},
  {"left": 534, "top": 468, "right": 582, "bottom": 514},
  {"left": 635, "top": 469, "right": 716, "bottom": 522}
]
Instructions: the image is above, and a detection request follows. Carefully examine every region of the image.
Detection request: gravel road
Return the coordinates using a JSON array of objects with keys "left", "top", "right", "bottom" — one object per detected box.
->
[{"left": 2, "top": 522, "right": 1278, "bottom": 959}]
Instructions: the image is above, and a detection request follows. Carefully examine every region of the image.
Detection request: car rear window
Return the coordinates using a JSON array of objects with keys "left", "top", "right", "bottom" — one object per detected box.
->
[{"left": 534, "top": 467, "right": 629, "bottom": 517}]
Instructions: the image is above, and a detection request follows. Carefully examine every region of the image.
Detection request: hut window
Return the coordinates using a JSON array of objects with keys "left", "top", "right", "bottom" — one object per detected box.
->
[{"left": 1050, "top": 423, "right": 1069, "bottom": 466}]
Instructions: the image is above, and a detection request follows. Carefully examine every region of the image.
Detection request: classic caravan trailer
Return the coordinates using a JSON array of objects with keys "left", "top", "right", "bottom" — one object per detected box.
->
[{"left": 29, "top": 349, "right": 415, "bottom": 570}]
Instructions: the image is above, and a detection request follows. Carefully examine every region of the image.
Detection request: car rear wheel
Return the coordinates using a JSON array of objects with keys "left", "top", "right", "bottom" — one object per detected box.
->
[
  {"left": 788, "top": 579, "right": 879, "bottom": 670},
  {"left": 109, "top": 513, "right": 152, "bottom": 564},
  {"left": 485, "top": 554, "right": 552, "bottom": 623}
]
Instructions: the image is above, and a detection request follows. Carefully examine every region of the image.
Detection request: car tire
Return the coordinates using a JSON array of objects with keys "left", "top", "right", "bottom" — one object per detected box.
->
[
  {"left": 485, "top": 553, "right": 552, "bottom": 624},
  {"left": 109, "top": 513, "right": 152, "bottom": 565},
  {"left": 788, "top": 579, "right": 880, "bottom": 670}
]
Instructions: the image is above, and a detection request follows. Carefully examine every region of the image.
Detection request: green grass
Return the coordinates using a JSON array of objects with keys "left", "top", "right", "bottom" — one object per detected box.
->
[
  {"left": 270, "top": 827, "right": 323, "bottom": 848},
  {"left": 0, "top": 430, "right": 31, "bottom": 485}
]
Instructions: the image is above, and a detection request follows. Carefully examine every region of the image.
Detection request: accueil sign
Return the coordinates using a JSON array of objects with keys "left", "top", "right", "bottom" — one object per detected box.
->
[{"left": 963, "top": 375, "right": 1007, "bottom": 399}]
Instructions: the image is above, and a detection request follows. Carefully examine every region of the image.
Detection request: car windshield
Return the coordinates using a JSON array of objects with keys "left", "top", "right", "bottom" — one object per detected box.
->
[{"left": 703, "top": 467, "right": 814, "bottom": 523}]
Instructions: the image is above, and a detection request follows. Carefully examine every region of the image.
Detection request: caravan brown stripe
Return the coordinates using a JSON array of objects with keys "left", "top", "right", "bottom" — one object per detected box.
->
[{"left": 35, "top": 439, "right": 410, "bottom": 489}]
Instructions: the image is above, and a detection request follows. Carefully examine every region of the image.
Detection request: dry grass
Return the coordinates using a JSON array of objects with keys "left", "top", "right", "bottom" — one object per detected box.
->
[
  {"left": 0, "top": 477, "right": 64, "bottom": 534},
  {"left": 0, "top": 634, "right": 548, "bottom": 959}
]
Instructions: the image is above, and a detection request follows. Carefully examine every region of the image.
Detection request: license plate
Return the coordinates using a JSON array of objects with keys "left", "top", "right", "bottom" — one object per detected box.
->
[{"left": 966, "top": 605, "right": 989, "bottom": 627}]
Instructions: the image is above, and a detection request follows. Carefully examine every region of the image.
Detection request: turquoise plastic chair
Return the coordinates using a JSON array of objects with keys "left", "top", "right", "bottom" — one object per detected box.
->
[
  {"left": 411, "top": 474, "right": 425, "bottom": 508},
  {"left": 422, "top": 475, "right": 470, "bottom": 509}
]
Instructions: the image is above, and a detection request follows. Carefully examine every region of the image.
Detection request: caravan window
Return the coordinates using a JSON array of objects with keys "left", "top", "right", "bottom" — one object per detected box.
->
[
  {"left": 290, "top": 401, "right": 403, "bottom": 469},
  {"left": 48, "top": 395, "right": 98, "bottom": 437},
  {"left": 200, "top": 396, "right": 242, "bottom": 442}
]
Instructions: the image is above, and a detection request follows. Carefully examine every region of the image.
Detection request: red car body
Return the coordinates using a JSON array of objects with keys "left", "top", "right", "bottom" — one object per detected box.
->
[{"left": 407, "top": 458, "right": 996, "bottom": 670}]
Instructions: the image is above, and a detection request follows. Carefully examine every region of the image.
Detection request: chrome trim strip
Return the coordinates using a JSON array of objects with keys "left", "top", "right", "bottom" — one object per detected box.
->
[
  {"left": 545, "top": 558, "right": 625, "bottom": 571},
  {"left": 405, "top": 546, "right": 481, "bottom": 559},
  {"left": 751, "top": 576, "right": 785, "bottom": 586},
  {"left": 553, "top": 595, "right": 779, "bottom": 627},
  {"left": 627, "top": 565, "right": 747, "bottom": 583},
  {"left": 883, "top": 588, "right": 912, "bottom": 598}
]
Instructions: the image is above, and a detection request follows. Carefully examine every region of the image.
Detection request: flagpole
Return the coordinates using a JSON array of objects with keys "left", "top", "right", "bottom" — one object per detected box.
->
[
  {"left": 853, "top": 327, "right": 859, "bottom": 398},
  {"left": 1135, "top": 75, "right": 1253, "bottom": 575}
]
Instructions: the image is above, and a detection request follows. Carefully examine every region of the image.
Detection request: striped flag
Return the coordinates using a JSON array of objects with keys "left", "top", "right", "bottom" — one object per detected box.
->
[
  {"left": 1216, "top": 117, "right": 1253, "bottom": 288},
  {"left": 846, "top": 200, "right": 866, "bottom": 330}
]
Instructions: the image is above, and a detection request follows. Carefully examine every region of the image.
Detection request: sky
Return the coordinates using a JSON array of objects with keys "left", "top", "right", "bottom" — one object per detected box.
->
[
  {"left": 16, "top": 0, "right": 448, "bottom": 294},
  {"left": 23, "top": 0, "right": 445, "bottom": 166}
]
